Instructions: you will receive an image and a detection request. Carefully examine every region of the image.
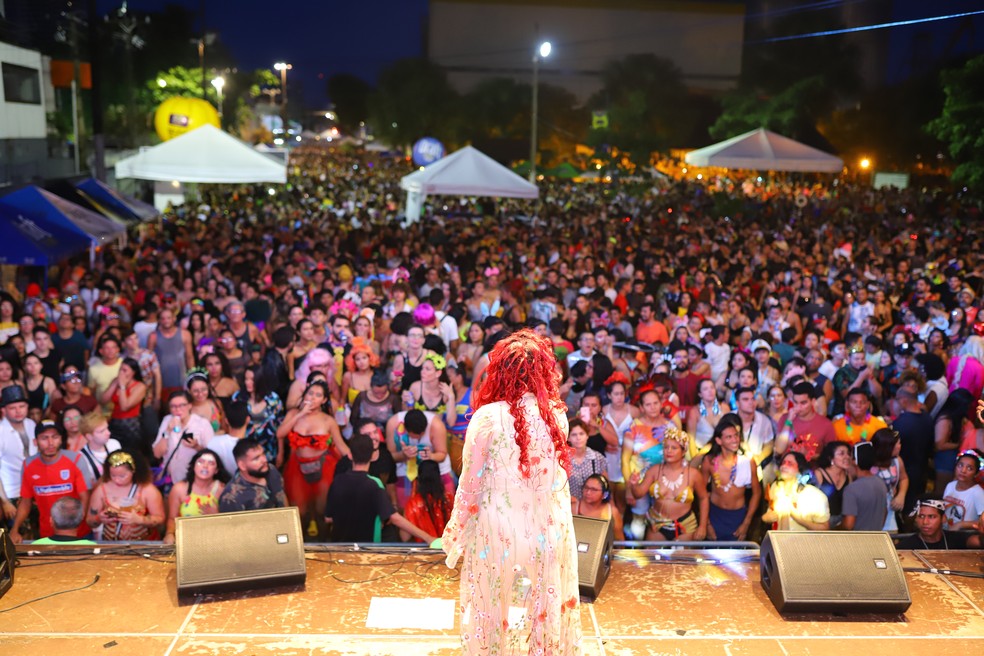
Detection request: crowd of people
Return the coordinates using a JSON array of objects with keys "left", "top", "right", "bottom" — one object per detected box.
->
[{"left": 1, "top": 144, "right": 984, "bottom": 553}]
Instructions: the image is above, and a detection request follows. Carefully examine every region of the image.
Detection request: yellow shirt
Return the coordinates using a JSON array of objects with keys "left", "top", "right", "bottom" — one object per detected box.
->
[{"left": 832, "top": 415, "right": 888, "bottom": 445}]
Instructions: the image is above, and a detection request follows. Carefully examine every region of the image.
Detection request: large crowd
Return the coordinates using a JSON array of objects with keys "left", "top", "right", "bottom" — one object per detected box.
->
[{"left": 1, "top": 144, "right": 983, "bottom": 551}]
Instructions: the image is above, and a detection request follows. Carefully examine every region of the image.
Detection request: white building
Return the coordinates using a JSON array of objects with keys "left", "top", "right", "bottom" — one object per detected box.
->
[{"left": 0, "top": 39, "right": 64, "bottom": 186}]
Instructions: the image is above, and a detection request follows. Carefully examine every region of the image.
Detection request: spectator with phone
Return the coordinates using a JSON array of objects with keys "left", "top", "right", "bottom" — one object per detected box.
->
[{"left": 152, "top": 390, "right": 214, "bottom": 489}]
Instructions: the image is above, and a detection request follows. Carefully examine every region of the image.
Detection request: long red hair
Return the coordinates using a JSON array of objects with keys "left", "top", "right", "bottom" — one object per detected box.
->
[{"left": 474, "top": 329, "right": 571, "bottom": 478}]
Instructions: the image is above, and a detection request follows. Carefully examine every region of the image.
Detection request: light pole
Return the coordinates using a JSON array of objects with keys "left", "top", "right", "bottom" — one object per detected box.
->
[
  {"left": 529, "top": 40, "right": 551, "bottom": 183},
  {"left": 274, "top": 62, "right": 292, "bottom": 136},
  {"left": 210, "top": 75, "right": 224, "bottom": 124}
]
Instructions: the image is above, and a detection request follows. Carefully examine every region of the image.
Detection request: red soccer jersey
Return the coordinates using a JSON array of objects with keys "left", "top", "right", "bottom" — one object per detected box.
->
[{"left": 21, "top": 451, "right": 89, "bottom": 537}]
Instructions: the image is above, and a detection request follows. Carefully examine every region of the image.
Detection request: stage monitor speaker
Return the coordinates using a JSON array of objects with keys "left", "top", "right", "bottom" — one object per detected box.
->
[
  {"left": 760, "top": 531, "right": 911, "bottom": 614},
  {"left": 0, "top": 527, "right": 14, "bottom": 600},
  {"left": 573, "top": 515, "right": 614, "bottom": 600},
  {"left": 176, "top": 507, "right": 306, "bottom": 596}
]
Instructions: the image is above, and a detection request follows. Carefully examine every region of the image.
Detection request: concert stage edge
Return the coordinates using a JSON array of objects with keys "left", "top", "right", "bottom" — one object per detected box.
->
[{"left": 1, "top": 545, "right": 983, "bottom": 656}]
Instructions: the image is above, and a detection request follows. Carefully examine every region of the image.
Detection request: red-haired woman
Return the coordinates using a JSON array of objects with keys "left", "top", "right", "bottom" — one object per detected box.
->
[{"left": 442, "top": 328, "right": 581, "bottom": 655}]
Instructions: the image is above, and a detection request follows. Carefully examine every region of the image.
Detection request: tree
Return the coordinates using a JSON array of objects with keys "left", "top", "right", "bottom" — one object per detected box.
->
[
  {"left": 926, "top": 54, "right": 984, "bottom": 190},
  {"left": 709, "top": 76, "right": 829, "bottom": 141},
  {"left": 586, "top": 54, "right": 694, "bottom": 161},
  {"left": 326, "top": 74, "right": 372, "bottom": 134},
  {"left": 464, "top": 77, "right": 530, "bottom": 140},
  {"left": 368, "top": 58, "right": 460, "bottom": 148}
]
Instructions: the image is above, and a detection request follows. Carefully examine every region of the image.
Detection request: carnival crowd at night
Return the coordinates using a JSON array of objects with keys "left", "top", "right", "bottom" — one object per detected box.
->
[{"left": 1, "top": 144, "right": 983, "bottom": 551}]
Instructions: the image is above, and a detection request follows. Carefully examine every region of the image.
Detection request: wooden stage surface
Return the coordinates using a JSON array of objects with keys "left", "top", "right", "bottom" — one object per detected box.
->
[{"left": 1, "top": 544, "right": 983, "bottom": 656}]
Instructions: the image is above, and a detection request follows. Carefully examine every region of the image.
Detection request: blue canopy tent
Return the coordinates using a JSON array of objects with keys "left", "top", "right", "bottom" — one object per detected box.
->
[
  {"left": 74, "top": 177, "right": 159, "bottom": 222},
  {"left": 0, "top": 204, "right": 92, "bottom": 266},
  {"left": 0, "top": 186, "right": 126, "bottom": 266}
]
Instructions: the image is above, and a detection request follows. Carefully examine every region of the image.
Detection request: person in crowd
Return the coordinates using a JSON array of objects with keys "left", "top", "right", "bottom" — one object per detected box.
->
[
  {"left": 202, "top": 351, "right": 239, "bottom": 402},
  {"left": 763, "top": 451, "right": 830, "bottom": 531},
  {"left": 869, "top": 427, "right": 908, "bottom": 532},
  {"left": 941, "top": 450, "right": 984, "bottom": 531},
  {"left": 404, "top": 352, "right": 457, "bottom": 428},
  {"left": 30, "top": 496, "right": 96, "bottom": 545},
  {"left": 101, "top": 356, "right": 148, "bottom": 455},
  {"left": 163, "top": 448, "right": 229, "bottom": 544},
  {"left": 686, "top": 377, "right": 725, "bottom": 459},
  {"left": 148, "top": 307, "right": 194, "bottom": 403},
  {"left": 629, "top": 425, "right": 709, "bottom": 541},
  {"left": 218, "top": 437, "right": 288, "bottom": 512},
  {"left": 811, "top": 440, "right": 853, "bottom": 529},
  {"left": 896, "top": 498, "right": 984, "bottom": 549},
  {"left": 893, "top": 388, "right": 936, "bottom": 514},
  {"left": 87, "top": 450, "right": 165, "bottom": 541},
  {"left": 60, "top": 405, "right": 85, "bottom": 452},
  {"left": 775, "top": 381, "right": 837, "bottom": 464},
  {"left": 48, "top": 365, "right": 98, "bottom": 417},
  {"left": 73, "top": 411, "right": 121, "bottom": 491},
  {"left": 276, "top": 379, "right": 350, "bottom": 539},
  {"left": 234, "top": 365, "right": 283, "bottom": 465},
  {"left": 401, "top": 459, "right": 455, "bottom": 542},
  {"left": 622, "top": 389, "right": 675, "bottom": 539},
  {"left": 841, "top": 442, "right": 889, "bottom": 531},
  {"left": 574, "top": 473, "right": 625, "bottom": 540},
  {"left": 702, "top": 415, "right": 761, "bottom": 541},
  {"left": 207, "top": 399, "right": 250, "bottom": 477},
  {"left": 0, "top": 385, "right": 36, "bottom": 527},
  {"left": 152, "top": 390, "right": 214, "bottom": 493},
  {"left": 933, "top": 389, "right": 974, "bottom": 492},
  {"left": 832, "top": 389, "right": 888, "bottom": 445},
  {"left": 22, "top": 352, "right": 58, "bottom": 419},
  {"left": 9, "top": 419, "right": 89, "bottom": 543},
  {"left": 88, "top": 335, "right": 123, "bottom": 412},
  {"left": 341, "top": 337, "right": 378, "bottom": 407},
  {"left": 326, "top": 431, "right": 434, "bottom": 544},
  {"left": 186, "top": 369, "right": 226, "bottom": 434},
  {"left": 385, "top": 407, "right": 452, "bottom": 509},
  {"left": 566, "top": 417, "right": 608, "bottom": 511}
]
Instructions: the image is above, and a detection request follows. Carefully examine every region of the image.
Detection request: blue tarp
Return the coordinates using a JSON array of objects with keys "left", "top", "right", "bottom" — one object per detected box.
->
[
  {"left": 75, "top": 178, "right": 159, "bottom": 222},
  {"left": 0, "top": 186, "right": 125, "bottom": 245},
  {"left": 0, "top": 203, "right": 92, "bottom": 266}
]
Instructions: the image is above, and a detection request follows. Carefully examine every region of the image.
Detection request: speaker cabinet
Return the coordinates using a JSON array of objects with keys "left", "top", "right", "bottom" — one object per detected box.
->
[
  {"left": 573, "top": 515, "right": 614, "bottom": 600},
  {"left": 176, "top": 507, "right": 306, "bottom": 596},
  {"left": 0, "top": 527, "right": 14, "bottom": 600},
  {"left": 760, "top": 531, "right": 911, "bottom": 614}
]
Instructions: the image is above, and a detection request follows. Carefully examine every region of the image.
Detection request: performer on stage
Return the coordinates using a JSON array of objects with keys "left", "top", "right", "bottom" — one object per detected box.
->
[{"left": 442, "top": 328, "right": 582, "bottom": 655}]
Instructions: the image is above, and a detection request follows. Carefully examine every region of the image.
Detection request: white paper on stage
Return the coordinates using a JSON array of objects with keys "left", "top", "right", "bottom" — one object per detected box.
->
[{"left": 365, "top": 597, "right": 456, "bottom": 630}]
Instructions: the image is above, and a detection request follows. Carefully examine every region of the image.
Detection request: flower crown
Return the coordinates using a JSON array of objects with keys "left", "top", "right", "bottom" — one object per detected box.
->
[
  {"left": 185, "top": 367, "right": 209, "bottom": 386},
  {"left": 424, "top": 353, "right": 447, "bottom": 370}
]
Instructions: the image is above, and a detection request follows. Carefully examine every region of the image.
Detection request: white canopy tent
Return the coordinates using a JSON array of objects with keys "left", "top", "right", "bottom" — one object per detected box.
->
[
  {"left": 684, "top": 128, "right": 843, "bottom": 173},
  {"left": 400, "top": 145, "right": 538, "bottom": 221},
  {"left": 116, "top": 124, "right": 286, "bottom": 185}
]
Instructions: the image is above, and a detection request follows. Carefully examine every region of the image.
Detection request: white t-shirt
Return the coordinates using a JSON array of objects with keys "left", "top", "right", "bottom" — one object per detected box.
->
[
  {"left": 205, "top": 433, "right": 240, "bottom": 478},
  {"left": 942, "top": 481, "right": 984, "bottom": 529},
  {"left": 704, "top": 341, "right": 732, "bottom": 381},
  {"left": 73, "top": 438, "right": 122, "bottom": 489}
]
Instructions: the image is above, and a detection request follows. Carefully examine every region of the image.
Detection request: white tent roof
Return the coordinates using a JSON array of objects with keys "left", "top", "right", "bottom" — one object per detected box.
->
[
  {"left": 684, "top": 128, "right": 843, "bottom": 173},
  {"left": 115, "top": 124, "right": 287, "bottom": 183},
  {"left": 401, "top": 145, "right": 538, "bottom": 199}
]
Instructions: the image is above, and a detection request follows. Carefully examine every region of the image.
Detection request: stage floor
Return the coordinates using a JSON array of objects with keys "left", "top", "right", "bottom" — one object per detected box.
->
[{"left": 1, "top": 545, "right": 983, "bottom": 655}]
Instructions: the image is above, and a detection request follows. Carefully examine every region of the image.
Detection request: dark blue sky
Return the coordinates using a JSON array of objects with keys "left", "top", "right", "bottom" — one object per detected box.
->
[{"left": 102, "top": 0, "right": 429, "bottom": 106}]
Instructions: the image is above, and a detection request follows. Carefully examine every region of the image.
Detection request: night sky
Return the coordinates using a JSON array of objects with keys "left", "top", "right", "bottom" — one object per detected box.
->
[{"left": 100, "top": 0, "right": 430, "bottom": 106}]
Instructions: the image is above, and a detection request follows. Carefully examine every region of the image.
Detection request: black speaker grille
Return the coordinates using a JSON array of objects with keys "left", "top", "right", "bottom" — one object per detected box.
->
[
  {"left": 771, "top": 532, "right": 908, "bottom": 601},
  {"left": 176, "top": 508, "right": 305, "bottom": 588}
]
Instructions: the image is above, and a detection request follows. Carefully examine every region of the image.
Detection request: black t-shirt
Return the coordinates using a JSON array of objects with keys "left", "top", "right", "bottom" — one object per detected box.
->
[
  {"left": 892, "top": 411, "right": 936, "bottom": 489},
  {"left": 896, "top": 530, "right": 974, "bottom": 550},
  {"left": 325, "top": 470, "right": 394, "bottom": 543},
  {"left": 335, "top": 450, "right": 397, "bottom": 486}
]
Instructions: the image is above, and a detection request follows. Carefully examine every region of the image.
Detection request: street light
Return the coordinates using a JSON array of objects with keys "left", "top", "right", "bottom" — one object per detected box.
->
[
  {"left": 529, "top": 41, "right": 551, "bottom": 183},
  {"left": 210, "top": 76, "right": 225, "bottom": 123},
  {"left": 274, "top": 62, "right": 292, "bottom": 135}
]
